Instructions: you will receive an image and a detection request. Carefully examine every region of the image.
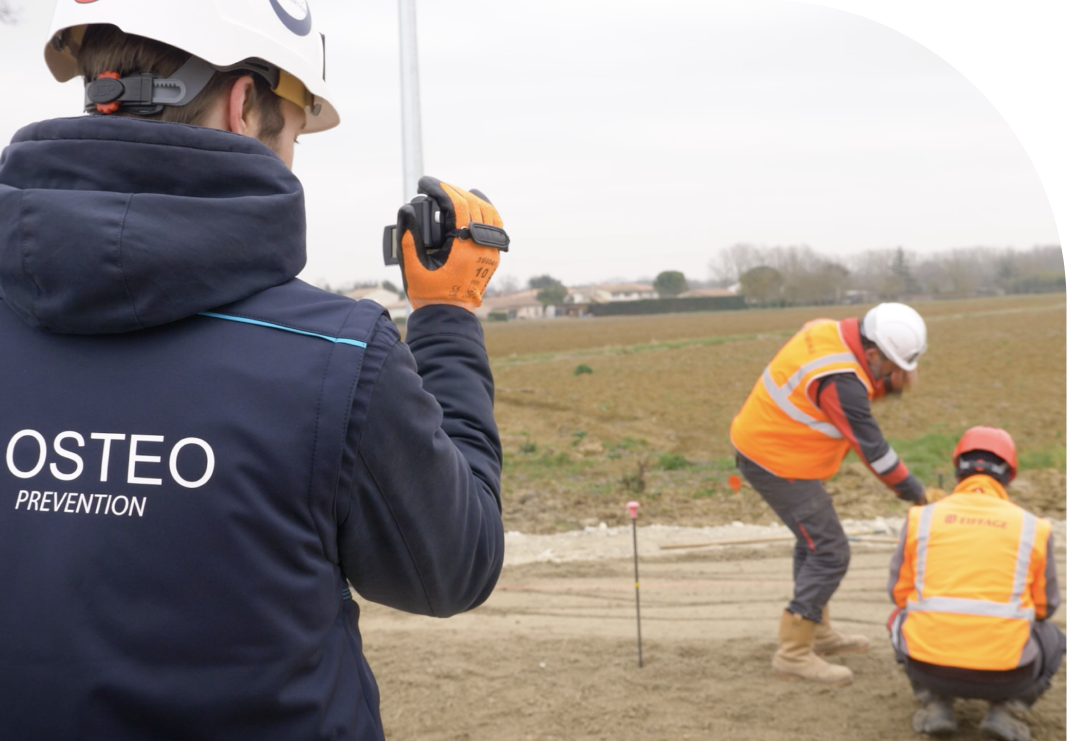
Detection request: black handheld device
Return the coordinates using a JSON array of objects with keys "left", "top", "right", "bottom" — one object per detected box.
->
[
  {"left": 382, "top": 195, "right": 442, "bottom": 266},
  {"left": 383, "top": 189, "right": 509, "bottom": 267}
]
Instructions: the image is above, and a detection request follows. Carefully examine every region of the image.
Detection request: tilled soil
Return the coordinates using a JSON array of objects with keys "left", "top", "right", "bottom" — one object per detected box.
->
[
  {"left": 487, "top": 295, "right": 1066, "bottom": 534},
  {"left": 500, "top": 463, "right": 1066, "bottom": 535},
  {"left": 361, "top": 544, "right": 1067, "bottom": 740}
]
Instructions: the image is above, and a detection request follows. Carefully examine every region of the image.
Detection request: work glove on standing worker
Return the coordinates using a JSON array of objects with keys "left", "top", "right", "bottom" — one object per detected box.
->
[{"left": 397, "top": 176, "right": 508, "bottom": 312}]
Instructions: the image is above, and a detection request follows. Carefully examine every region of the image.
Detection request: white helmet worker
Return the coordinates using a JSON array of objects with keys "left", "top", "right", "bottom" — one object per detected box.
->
[
  {"left": 861, "top": 303, "right": 928, "bottom": 372},
  {"left": 44, "top": 0, "right": 339, "bottom": 133}
]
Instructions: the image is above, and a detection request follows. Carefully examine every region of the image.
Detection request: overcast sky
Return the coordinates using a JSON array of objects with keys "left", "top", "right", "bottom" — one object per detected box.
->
[{"left": 0, "top": 0, "right": 1058, "bottom": 289}]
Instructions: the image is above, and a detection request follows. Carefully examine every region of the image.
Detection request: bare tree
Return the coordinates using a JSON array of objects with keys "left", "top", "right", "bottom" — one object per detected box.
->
[
  {"left": 497, "top": 275, "right": 520, "bottom": 293},
  {"left": 709, "top": 243, "right": 768, "bottom": 286},
  {"left": 720, "top": 242, "right": 1060, "bottom": 306}
]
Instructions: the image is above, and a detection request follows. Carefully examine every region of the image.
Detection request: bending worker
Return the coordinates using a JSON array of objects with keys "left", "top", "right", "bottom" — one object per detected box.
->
[
  {"left": 889, "top": 427, "right": 1064, "bottom": 741},
  {"left": 730, "top": 302, "right": 929, "bottom": 686},
  {"left": 0, "top": 2, "right": 504, "bottom": 740}
]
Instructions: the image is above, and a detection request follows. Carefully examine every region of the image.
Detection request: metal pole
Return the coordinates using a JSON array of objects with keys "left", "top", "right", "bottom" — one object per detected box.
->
[
  {"left": 397, "top": 0, "right": 424, "bottom": 202},
  {"left": 627, "top": 501, "right": 643, "bottom": 668}
]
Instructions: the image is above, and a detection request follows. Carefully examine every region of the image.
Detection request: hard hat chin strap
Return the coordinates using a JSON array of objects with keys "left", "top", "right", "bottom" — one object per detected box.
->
[
  {"left": 85, "top": 56, "right": 219, "bottom": 115},
  {"left": 84, "top": 56, "right": 318, "bottom": 117},
  {"left": 956, "top": 455, "right": 1012, "bottom": 486}
]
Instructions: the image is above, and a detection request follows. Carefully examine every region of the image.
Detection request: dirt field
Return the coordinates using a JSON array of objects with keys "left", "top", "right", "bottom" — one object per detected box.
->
[
  {"left": 362, "top": 295, "right": 1067, "bottom": 741},
  {"left": 481, "top": 295, "right": 1066, "bottom": 532},
  {"left": 361, "top": 538, "right": 1066, "bottom": 741}
]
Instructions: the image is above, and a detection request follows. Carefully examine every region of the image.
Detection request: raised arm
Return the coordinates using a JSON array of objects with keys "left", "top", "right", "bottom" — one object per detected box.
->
[{"left": 337, "top": 306, "right": 504, "bottom": 617}]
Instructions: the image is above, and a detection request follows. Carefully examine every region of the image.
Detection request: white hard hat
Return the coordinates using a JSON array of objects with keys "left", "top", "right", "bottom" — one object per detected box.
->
[
  {"left": 44, "top": 0, "right": 339, "bottom": 133},
  {"left": 862, "top": 303, "right": 928, "bottom": 372}
]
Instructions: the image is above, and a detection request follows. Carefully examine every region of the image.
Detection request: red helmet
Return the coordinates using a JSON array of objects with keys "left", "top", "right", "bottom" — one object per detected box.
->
[{"left": 953, "top": 426, "right": 1018, "bottom": 482}]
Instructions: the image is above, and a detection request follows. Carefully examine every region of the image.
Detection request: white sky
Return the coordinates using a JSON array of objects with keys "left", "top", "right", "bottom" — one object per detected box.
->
[{"left": 0, "top": 0, "right": 1059, "bottom": 289}]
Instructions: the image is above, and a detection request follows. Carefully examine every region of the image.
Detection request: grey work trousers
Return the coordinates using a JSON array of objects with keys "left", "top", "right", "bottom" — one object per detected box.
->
[
  {"left": 896, "top": 620, "right": 1066, "bottom": 704},
  {"left": 736, "top": 453, "right": 849, "bottom": 624}
]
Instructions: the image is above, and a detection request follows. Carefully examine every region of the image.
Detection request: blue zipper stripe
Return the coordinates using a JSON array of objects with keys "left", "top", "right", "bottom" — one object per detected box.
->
[{"left": 199, "top": 312, "right": 368, "bottom": 348}]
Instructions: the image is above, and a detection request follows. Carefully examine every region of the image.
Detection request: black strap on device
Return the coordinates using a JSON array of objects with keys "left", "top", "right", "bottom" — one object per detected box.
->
[{"left": 382, "top": 197, "right": 510, "bottom": 266}]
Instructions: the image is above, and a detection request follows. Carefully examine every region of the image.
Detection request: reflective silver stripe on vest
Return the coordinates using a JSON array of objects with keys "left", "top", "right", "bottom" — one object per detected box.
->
[
  {"left": 779, "top": 352, "right": 857, "bottom": 396},
  {"left": 870, "top": 449, "right": 900, "bottom": 475},
  {"left": 1011, "top": 513, "right": 1038, "bottom": 602},
  {"left": 911, "top": 507, "right": 1036, "bottom": 621},
  {"left": 906, "top": 596, "right": 1035, "bottom": 621},
  {"left": 913, "top": 505, "right": 936, "bottom": 599},
  {"left": 760, "top": 350, "right": 858, "bottom": 439}
]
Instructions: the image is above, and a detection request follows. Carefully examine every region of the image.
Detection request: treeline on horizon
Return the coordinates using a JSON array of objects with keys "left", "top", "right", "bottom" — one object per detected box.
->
[
  {"left": 325, "top": 244, "right": 1064, "bottom": 308},
  {"left": 711, "top": 244, "right": 1065, "bottom": 306}
]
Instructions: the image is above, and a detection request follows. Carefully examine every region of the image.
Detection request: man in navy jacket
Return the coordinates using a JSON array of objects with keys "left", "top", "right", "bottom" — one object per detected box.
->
[{"left": 0, "top": 3, "right": 504, "bottom": 740}]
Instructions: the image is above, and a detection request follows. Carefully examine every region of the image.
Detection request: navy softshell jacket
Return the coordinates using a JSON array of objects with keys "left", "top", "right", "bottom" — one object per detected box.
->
[{"left": 0, "top": 117, "right": 504, "bottom": 741}]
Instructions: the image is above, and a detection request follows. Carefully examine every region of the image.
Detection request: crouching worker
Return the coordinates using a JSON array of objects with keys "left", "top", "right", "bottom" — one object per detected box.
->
[{"left": 888, "top": 427, "right": 1065, "bottom": 740}]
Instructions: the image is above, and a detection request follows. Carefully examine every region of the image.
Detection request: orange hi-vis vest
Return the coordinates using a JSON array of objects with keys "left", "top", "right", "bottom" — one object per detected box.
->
[
  {"left": 730, "top": 318, "right": 874, "bottom": 480},
  {"left": 891, "top": 475, "right": 1054, "bottom": 671}
]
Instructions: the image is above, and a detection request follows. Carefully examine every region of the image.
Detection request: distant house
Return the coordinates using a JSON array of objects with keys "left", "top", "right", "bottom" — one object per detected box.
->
[
  {"left": 475, "top": 289, "right": 553, "bottom": 320},
  {"left": 597, "top": 283, "right": 657, "bottom": 302},
  {"left": 344, "top": 286, "right": 409, "bottom": 319},
  {"left": 568, "top": 283, "right": 658, "bottom": 304}
]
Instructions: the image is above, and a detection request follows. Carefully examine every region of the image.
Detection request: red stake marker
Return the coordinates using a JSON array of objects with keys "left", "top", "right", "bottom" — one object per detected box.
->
[
  {"left": 728, "top": 474, "right": 742, "bottom": 495},
  {"left": 627, "top": 500, "right": 643, "bottom": 668}
]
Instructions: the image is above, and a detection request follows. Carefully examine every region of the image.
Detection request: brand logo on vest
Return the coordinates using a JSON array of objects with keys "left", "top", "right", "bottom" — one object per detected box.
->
[
  {"left": 943, "top": 513, "right": 1007, "bottom": 529},
  {"left": 5, "top": 429, "right": 215, "bottom": 489},
  {"left": 269, "top": 0, "right": 312, "bottom": 36}
]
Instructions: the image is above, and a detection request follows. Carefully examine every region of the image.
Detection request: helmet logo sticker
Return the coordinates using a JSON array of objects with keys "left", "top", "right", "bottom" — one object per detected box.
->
[{"left": 270, "top": 0, "right": 312, "bottom": 36}]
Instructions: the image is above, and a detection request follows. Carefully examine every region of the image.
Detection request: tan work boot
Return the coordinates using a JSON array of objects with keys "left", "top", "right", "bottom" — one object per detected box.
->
[
  {"left": 813, "top": 605, "right": 871, "bottom": 656},
  {"left": 772, "top": 610, "right": 853, "bottom": 686}
]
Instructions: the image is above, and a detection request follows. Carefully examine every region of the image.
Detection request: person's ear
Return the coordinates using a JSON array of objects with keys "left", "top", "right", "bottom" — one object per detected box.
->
[
  {"left": 864, "top": 346, "right": 882, "bottom": 369},
  {"left": 226, "top": 75, "right": 259, "bottom": 137}
]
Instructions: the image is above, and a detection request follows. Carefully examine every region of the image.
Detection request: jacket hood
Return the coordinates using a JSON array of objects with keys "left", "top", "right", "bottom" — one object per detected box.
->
[{"left": 0, "top": 116, "right": 306, "bottom": 334}]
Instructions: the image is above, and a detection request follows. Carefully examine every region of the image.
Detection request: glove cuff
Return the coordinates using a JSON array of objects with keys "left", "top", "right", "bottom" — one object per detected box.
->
[{"left": 410, "top": 297, "right": 480, "bottom": 313}]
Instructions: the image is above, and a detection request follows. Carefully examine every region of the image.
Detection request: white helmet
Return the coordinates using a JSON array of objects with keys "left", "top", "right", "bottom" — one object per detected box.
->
[
  {"left": 862, "top": 303, "right": 928, "bottom": 372},
  {"left": 44, "top": 0, "right": 339, "bottom": 133}
]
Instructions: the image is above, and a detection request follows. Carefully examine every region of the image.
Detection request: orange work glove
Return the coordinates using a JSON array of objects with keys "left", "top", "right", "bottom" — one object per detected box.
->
[{"left": 397, "top": 176, "right": 509, "bottom": 312}]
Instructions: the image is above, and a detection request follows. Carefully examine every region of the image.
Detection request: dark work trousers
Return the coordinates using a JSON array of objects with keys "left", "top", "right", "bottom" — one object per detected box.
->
[
  {"left": 894, "top": 619, "right": 1066, "bottom": 704},
  {"left": 736, "top": 453, "right": 849, "bottom": 624}
]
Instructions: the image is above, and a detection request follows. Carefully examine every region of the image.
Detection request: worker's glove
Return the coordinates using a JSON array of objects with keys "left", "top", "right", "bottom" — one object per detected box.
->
[
  {"left": 895, "top": 475, "right": 927, "bottom": 506},
  {"left": 397, "top": 176, "right": 508, "bottom": 312},
  {"left": 898, "top": 490, "right": 927, "bottom": 506}
]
